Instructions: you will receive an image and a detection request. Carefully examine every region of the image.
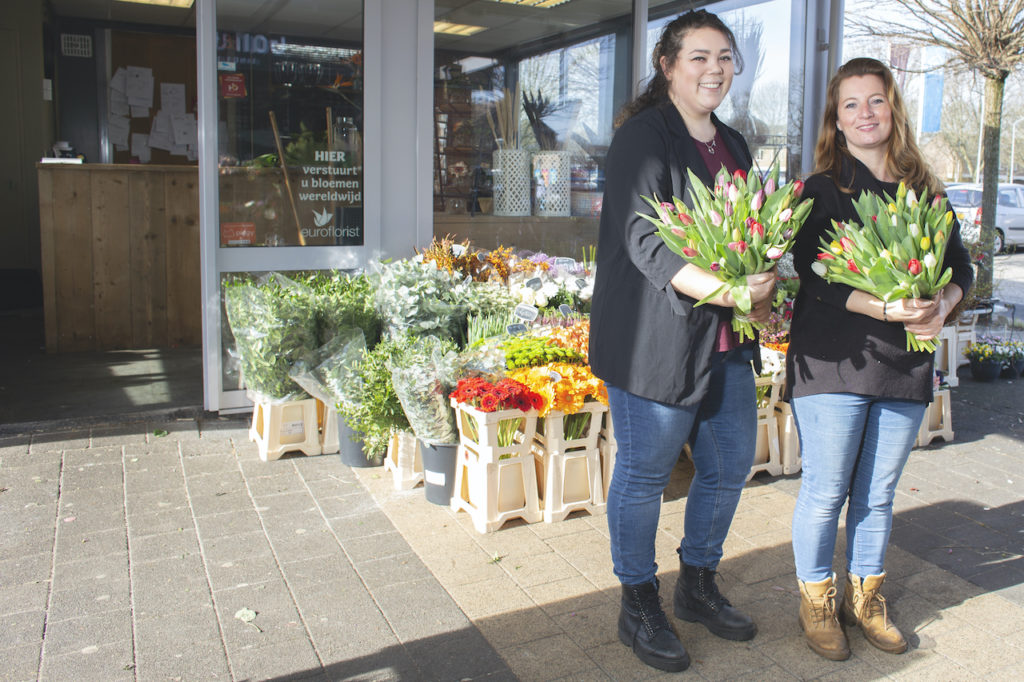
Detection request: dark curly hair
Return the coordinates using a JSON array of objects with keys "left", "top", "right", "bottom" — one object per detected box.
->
[{"left": 615, "top": 9, "right": 743, "bottom": 126}]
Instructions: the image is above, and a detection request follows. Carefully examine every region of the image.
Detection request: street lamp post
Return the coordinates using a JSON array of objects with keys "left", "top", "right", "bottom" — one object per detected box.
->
[{"left": 1010, "top": 118, "right": 1024, "bottom": 182}]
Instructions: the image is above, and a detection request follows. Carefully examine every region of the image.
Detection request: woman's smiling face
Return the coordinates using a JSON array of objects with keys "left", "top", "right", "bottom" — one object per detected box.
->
[
  {"left": 835, "top": 74, "right": 893, "bottom": 154},
  {"left": 660, "top": 27, "right": 734, "bottom": 118}
]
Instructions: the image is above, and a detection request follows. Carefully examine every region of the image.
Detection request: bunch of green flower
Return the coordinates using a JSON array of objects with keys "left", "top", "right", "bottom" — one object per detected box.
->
[
  {"left": 303, "top": 271, "right": 382, "bottom": 347},
  {"left": 502, "top": 336, "right": 585, "bottom": 369},
  {"left": 339, "top": 333, "right": 414, "bottom": 460},
  {"left": 223, "top": 274, "right": 318, "bottom": 400}
]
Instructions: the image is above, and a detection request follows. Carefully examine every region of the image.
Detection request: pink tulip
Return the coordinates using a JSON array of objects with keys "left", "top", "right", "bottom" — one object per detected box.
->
[
  {"left": 767, "top": 246, "right": 783, "bottom": 259},
  {"left": 778, "top": 208, "right": 793, "bottom": 222},
  {"left": 682, "top": 246, "right": 697, "bottom": 258},
  {"left": 710, "top": 210, "right": 723, "bottom": 226},
  {"left": 724, "top": 201, "right": 734, "bottom": 217},
  {"left": 840, "top": 236, "right": 855, "bottom": 252},
  {"left": 710, "top": 262, "right": 721, "bottom": 271},
  {"left": 671, "top": 227, "right": 687, "bottom": 238},
  {"left": 728, "top": 183, "right": 740, "bottom": 204},
  {"left": 728, "top": 241, "right": 748, "bottom": 253},
  {"left": 765, "top": 177, "right": 776, "bottom": 194},
  {"left": 751, "top": 190, "right": 764, "bottom": 211},
  {"left": 792, "top": 180, "right": 805, "bottom": 197},
  {"left": 678, "top": 212, "right": 694, "bottom": 225}
]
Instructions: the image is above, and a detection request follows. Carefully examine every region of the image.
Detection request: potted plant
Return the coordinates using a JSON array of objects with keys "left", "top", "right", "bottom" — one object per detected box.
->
[{"left": 963, "top": 341, "right": 1002, "bottom": 382}]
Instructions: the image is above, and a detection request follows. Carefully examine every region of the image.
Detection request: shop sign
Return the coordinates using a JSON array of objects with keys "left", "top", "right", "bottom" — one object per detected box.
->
[
  {"left": 221, "top": 221, "right": 255, "bottom": 246},
  {"left": 219, "top": 73, "right": 247, "bottom": 99}
]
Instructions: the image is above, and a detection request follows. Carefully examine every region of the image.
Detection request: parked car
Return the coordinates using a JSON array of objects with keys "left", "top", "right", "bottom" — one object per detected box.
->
[{"left": 945, "top": 182, "right": 1024, "bottom": 252}]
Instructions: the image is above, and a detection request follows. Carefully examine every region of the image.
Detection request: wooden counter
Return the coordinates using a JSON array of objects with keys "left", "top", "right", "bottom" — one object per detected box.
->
[{"left": 37, "top": 163, "right": 200, "bottom": 352}]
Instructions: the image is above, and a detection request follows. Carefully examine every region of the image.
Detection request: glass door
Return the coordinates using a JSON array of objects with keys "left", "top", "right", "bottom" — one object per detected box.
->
[{"left": 198, "top": 0, "right": 369, "bottom": 411}]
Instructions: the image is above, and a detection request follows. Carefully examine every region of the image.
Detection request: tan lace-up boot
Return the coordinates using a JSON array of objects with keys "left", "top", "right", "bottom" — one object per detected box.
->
[
  {"left": 841, "top": 572, "right": 907, "bottom": 654},
  {"left": 798, "top": 575, "right": 850, "bottom": 661}
]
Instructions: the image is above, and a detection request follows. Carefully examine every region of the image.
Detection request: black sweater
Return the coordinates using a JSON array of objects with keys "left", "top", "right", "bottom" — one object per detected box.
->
[
  {"left": 589, "top": 102, "right": 752, "bottom": 406},
  {"left": 786, "top": 159, "right": 974, "bottom": 403}
]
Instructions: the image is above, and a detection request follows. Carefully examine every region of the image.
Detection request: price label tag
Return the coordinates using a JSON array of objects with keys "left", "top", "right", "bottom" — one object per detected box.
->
[
  {"left": 506, "top": 323, "right": 528, "bottom": 336},
  {"left": 554, "top": 257, "right": 576, "bottom": 270},
  {"left": 451, "top": 244, "right": 466, "bottom": 257},
  {"left": 476, "top": 251, "right": 489, "bottom": 262},
  {"left": 526, "top": 277, "right": 543, "bottom": 291},
  {"left": 464, "top": 274, "right": 473, "bottom": 285},
  {"left": 513, "top": 303, "right": 539, "bottom": 321},
  {"left": 548, "top": 370, "right": 563, "bottom": 382},
  {"left": 575, "top": 278, "right": 588, "bottom": 290},
  {"left": 558, "top": 304, "right": 573, "bottom": 317}
]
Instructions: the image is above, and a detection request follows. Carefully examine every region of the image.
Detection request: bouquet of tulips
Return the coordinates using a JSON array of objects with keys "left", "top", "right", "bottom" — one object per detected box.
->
[
  {"left": 810, "top": 182, "right": 954, "bottom": 352},
  {"left": 640, "top": 165, "right": 814, "bottom": 342}
]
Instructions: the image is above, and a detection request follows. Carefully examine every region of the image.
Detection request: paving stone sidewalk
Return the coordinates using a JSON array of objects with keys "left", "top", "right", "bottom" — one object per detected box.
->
[{"left": 1, "top": 363, "right": 1022, "bottom": 681}]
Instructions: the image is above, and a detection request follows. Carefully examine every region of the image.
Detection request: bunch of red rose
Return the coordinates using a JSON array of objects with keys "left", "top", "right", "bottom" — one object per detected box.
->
[{"left": 450, "top": 376, "right": 543, "bottom": 413}]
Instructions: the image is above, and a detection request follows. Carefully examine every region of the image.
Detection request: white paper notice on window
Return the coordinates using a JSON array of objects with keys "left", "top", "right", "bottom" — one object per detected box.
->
[
  {"left": 160, "top": 83, "right": 186, "bottom": 115},
  {"left": 170, "top": 113, "right": 197, "bottom": 147},
  {"left": 130, "top": 105, "right": 149, "bottom": 118},
  {"left": 110, "top": 67, "right": 127, "bottom": 94},
  {"left": 148, "top": 111, "right": 174, "bottom": 151},
  {"left": 126, "top": 65, "right": 154, "bottom": 108},
  {"left": 109, "top": 88, "right": 129, "bottom": 117},
  {"left": 108, "top": 114, "right": 130, "bottom": 147},
  {"left": 130, "top": 132, "right": 151, "bottom": 163}
]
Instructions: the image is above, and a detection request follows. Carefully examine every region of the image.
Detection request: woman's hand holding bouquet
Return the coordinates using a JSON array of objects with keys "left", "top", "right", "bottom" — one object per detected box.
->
[
  {"left": 640, "top": 164, "right": 814, "bottom": 342},
  {"left": 811, "top": 183, "right": 954, "bottom": 352}
]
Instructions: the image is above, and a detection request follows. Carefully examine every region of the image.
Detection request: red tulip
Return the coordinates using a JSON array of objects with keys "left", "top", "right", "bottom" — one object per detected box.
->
[
  {"left": 847, "top": 259, "right": 860, "bottom": 273},
  {"left": 840, "top": 236, "right": 855, "bottom": 252},
  {"left": 671, "top": 227, "right": 686, "bottom": 238},
  {"left": 728, "top": 241, "right": 748, "bottom": 253},
  {"left": 682, "top": 246, "right": 697, "bottom": 258},
  {"left": 747, "top": 219, "right": 764, "bottom": 237},
  {"left": 908, "top": 259, "right": 922, "bottom": 275},
  {"left": 733, "top": 169, "right": 747, "bottom": 182},
  {"left": 678, "top": 212, "right": 694, "bottom": 225},
  {"left": 793, "top": 180, "right": 804, "bottom": 197},
  {"left": 817, "top": 252, "right": 835, "bottom": 260}
]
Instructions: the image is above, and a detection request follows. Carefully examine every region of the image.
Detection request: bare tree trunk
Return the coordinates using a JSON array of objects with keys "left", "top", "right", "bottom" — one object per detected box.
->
[{"left": 977, "top": 74, "right": 1006, "bottom": 299}]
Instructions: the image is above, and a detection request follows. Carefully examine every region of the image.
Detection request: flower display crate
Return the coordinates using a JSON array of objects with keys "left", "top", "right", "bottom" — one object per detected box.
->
[
  {"left": 933, "top": 326, "right": 960, "bottom": 387},
  {"left": 317, "top": 400, "right": 340, "bottom": 454},
  {"left": 532, "top": 403, "right": 608, "bottom": 522},
  {"left": 452, "top": 401, "right": 539, "bottom": 463},
  {"left": 775, "top": 401, "right": 801, "bottom": 475},
  {"left": 748, "top": 373, "right": 784, "bottom": 480},
  {"left": 384, "top": 431, "right": 423, "bottom": 490},
  {"left": 598, "top": 410, "right": 616, "bottom": 500},
  {"left": 916, "top": 388, "right": 954, "bottom": 447},
  {"left": 249, "top": 396, "right": 322, "bottom": 462},
  {"left": 449, "top": 401, "right": 542, "bottom": 533}
]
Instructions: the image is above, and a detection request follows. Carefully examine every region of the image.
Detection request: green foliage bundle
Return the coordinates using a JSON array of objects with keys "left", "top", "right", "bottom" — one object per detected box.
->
[
  {"left": 224, "top": 274, "right": 319, "bottom": 400},
  {"left": 339, "top": 333, "right": 415, "bottom": 459},
  {"left": 302, "top": 272, "right": 382, "bottom": 347}
]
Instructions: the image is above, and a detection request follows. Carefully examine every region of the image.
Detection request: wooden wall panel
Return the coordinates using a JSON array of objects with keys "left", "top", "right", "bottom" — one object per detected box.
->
[
  {"left": 164, "top": 172, "right": 201, "bottom": 347},
  {"left": 38, "top": 165, "right": 200, "bottom": 352},
  {"left": 90, "top": 171, "right": 133, "bottom": 349},
  {"left": 129, "top": 172, "right": 168, "bottom": 347},
  {"left": 52, "top": 169, "right": 95, "bottom": 351},
  {"left": 37, "top": 169, "right": 58, "bottom": 352}
]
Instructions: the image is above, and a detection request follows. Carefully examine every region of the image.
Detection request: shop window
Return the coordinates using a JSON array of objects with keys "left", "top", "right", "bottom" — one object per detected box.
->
[
  {"left": 433, "top": 0, "right": 633, "bottom": 253},
  {"left": 216, "top": 11, "right": 364, "bottom": 248}
]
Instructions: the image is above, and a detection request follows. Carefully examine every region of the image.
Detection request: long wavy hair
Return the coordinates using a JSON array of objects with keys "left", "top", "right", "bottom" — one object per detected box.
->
[
  {"left": 814, "top": 57, "right": 942, "bottom": 195},
  {"left": 615, "top": 10, "right": 743, "bottom": 127}
]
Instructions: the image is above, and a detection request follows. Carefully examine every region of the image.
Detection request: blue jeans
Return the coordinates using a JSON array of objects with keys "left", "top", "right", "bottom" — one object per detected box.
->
[
  {"left": 606, "top": 347, "right": 757, "bottom": 585},
  {"left": 791, "top": 393, "right": 926, "bottom": 582}
]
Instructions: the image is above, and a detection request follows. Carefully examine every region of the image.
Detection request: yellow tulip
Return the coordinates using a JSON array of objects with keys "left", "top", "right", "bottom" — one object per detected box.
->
[
  {"left": 830, "top": 240, "right": 843, "bottom": 255},
  {"left": 920, "top": 236, "right": 931, "bottom": 250}
]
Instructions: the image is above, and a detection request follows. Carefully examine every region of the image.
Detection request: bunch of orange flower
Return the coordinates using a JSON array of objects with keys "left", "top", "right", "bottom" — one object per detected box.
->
[
  {"left": 506, "top": 362, "right": 607, "bottom": 417},
  {"left": 544, "top": 320, "right": 591, "bottom": 362}
]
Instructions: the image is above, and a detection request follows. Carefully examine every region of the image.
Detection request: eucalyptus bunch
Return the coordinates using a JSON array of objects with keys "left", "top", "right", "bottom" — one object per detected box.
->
[
  {"left": 374, "top": 258, "right": 470, "bottom": 342},
  {"left": 387, "top": 335, "right": 462, "bottom": 446}
]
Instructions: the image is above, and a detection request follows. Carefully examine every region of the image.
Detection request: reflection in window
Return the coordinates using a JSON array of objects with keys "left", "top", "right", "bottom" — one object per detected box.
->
[
  {"left": 216, "top": 12, "right": 364, "bottom": 248},
  {"left": 648, "top": 0, "right": 797, "bottom": 179},
  {"left": 434, "top": 0, "right": 633, "bottom": 241}
]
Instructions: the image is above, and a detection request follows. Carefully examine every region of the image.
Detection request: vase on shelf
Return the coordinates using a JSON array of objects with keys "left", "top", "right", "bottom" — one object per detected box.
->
[
  {"left": 532, "top": 150, "right": 571, "bottom": 217},
  {"left": 492, "top": 148, "right": 531, "bottom": 216}
]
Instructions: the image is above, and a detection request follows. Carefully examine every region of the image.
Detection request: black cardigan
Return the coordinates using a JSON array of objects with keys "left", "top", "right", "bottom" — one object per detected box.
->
[
  {"left": 786, "top": 158, "right": 975, "bottom": 403},
  {"left": 589, "top": 102, "right": 753, "bottom": 406}
]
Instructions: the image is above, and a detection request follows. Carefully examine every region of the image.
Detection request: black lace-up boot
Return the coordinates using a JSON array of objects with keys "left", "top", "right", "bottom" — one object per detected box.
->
[
  {"left": 673, "top": 560, "right": 757, "bottom": 641},
  {"left": 618, "top": 579, "right": 690, "bottom": 672}
]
